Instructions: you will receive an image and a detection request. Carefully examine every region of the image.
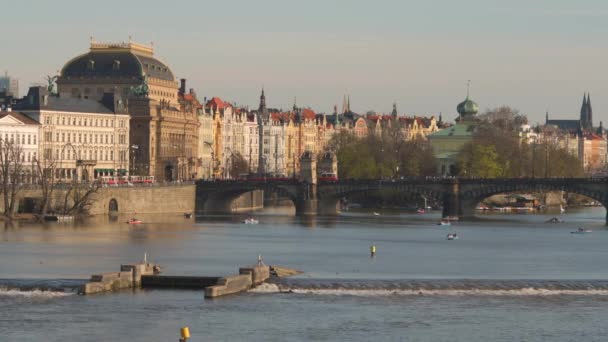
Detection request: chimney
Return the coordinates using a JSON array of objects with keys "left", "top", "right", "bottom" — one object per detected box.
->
[{"left": 180, "top": 78, "right": 186, "bottom": 95}]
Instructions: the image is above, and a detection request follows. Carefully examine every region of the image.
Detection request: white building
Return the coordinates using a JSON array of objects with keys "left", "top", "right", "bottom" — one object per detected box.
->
[
  {"left": 242, "top": 111, "right": 258, "bottom": 174},
  {"left": 0, "top": 109, "right": 40, "bottom": 183},
  {"left": 197, "top": 105, "right": 214, "bottom": 179},
  {"left": 18, "top": 87, "right": 130, "bottom": 182}
]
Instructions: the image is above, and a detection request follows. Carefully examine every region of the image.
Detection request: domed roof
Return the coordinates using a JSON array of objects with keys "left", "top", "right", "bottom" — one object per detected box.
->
[
  {"left": 60, "top": 42, "right": 175, "bottom": 82},
  {"left": 457, "top": 95, "right": 478, "bottom": 117}
]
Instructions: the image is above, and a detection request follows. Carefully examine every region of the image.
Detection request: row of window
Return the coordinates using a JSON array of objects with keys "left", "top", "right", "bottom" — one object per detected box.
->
[
  {"left": 44, "top": 148, "right": 128, "bottom": 162},
  {"left": 44, "top": 115, "right": 127, "bottom": 128},
  {"left": 44, "top": 132, "right": 127, "bottom": 145},
  {"left": 2, "top": 133, "right": 37, "bottom": 145}
]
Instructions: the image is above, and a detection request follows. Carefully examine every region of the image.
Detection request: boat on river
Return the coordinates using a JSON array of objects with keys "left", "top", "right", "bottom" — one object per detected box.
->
[
  {"left": 437, "top": 219, "right": 451, "bottom": 226},
  {"left": 446, "top": 233, "right": 459, "bottom": 240},
  {"left": 127, "top": 218, "right": 142, "bottom": 225},
  {"left": 546, "top": 217, "right": 564, "bottom": 223},
  {"left": 243, "top": 217, "right": 259, "bottom": 224},
  {"left": 571, "top": 228, "right": 592, "bottom": 234}
]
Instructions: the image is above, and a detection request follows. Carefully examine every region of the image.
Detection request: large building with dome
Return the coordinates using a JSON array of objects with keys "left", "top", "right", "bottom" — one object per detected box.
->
[
  {"left": 428, "top": 90, "right": 480, "bottom": 176},
  {"left": 57, "top": 40, "right": 199, "bottom": 181}
]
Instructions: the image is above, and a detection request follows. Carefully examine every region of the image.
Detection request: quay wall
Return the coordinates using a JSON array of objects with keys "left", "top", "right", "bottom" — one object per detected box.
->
[{"left": 9, "top": 185, "right": 197, "bottom": 215}]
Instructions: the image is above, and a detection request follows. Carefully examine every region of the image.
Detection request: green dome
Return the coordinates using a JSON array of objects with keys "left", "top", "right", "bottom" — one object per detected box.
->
[{"left": 457, "top": 96, "right": 478, "bottom": 117}]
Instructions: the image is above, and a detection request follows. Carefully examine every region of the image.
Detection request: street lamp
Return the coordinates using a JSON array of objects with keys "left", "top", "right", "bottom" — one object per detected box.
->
[{"left": 130, "top": 144, "right": 139, "bottom": 177}]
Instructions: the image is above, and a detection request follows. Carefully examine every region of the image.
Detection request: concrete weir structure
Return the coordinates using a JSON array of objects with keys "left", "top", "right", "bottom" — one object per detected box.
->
[
  {"left": 80, "top": 262, "right": 158, "bottom": 295},
  {"left": 80, "top": 260, "right": 274, "bottom": 298}
]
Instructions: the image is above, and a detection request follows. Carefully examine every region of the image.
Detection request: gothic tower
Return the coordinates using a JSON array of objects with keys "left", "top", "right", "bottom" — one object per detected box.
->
[{"left": 580, "top": 93, "right": 593, "bottom": 131}]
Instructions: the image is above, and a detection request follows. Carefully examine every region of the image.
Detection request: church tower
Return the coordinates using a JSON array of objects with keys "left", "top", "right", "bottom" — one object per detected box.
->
[
  {"left": 580, "top": 93, "right": 593, "bottom": 131},
  {"left": 391, "top": 102, "right": 398, "bottom": 119}
]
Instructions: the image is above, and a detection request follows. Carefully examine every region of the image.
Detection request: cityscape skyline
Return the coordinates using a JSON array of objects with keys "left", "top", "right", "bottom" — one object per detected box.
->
[{"left": 3, "top": 0, "right": 608, "bottom": 124}]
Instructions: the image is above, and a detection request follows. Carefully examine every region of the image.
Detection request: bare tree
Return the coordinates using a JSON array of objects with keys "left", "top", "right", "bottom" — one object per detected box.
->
[
  {"left": 0, "top": 139, "right": 25, "bottom": 218},
  {"left": 32, "top": 150, "right": 58, "bottom": 217}
]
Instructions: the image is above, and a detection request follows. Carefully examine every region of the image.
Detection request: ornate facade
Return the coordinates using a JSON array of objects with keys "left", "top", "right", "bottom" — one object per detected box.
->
[{"left": 56, "top": 40, "right": 198, "bottom": 181}]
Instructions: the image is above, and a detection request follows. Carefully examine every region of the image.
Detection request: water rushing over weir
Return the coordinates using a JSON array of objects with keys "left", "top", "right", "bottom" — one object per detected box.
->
[{"left": 254, "top": 279, "right": 608, "bottom": 296}]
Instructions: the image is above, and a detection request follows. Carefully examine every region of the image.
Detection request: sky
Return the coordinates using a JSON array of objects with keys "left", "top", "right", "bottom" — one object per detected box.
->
[{"left": 2, "top": 0, "right": 607, "bottom": 124}]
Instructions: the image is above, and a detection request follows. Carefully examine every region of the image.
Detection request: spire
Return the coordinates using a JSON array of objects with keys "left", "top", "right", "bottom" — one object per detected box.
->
[
  {"left": 391, "top": 102, "right": 398, "bottom": 118},
  {"left": 466, "top": 80, "right": 471, "bottom": 98},
  {"left": 347, "top": 95, "right": 351, "bottom": 113},
  {"left": 580, "top": 92, "right": 593, "bottom": 130},
  {"left": 293, "top": 96, "right": 297, "bottom": 111},
  {"left": 342, "top": 94, "right": 347, "bottom": 114},
  {"left": 545, "top": 111, "right": 549, "bottom": 124},
  {"left": 334, "top": 104, "right": 340, "bottom": 126},
  {"left": 258, "top": 87, "right": 268, "bottom": 122}
]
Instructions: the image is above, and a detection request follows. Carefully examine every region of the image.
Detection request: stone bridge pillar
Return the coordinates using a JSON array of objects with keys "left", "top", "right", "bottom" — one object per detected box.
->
[
  {"left": 295, "top": 182, "right": 318, "bottom": 216},
  {"left": 442, "top": 179, "right": 460, "bottom": 219}
]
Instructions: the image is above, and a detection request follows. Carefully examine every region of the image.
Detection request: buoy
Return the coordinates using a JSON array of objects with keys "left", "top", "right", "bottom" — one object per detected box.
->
[{"left": 180, "top": 326, "right": 191, "bottom": 341}]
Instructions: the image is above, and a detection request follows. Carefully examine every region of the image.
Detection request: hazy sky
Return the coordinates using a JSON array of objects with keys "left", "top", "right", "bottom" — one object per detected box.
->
[{"left": 2, "top": 0, "right": 607, "bottom": 124}]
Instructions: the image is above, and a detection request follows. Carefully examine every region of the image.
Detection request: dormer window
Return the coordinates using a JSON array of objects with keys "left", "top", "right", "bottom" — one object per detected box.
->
[
  {"left": 87, "top": 59, "right": 95, "bottom": 71},
  {"left": 113, "top": 60, "right": 121, "bottom": 71}
]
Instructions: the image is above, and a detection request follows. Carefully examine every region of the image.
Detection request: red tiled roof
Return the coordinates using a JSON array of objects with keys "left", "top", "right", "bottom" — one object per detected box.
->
[
  {"left": 206, "top": 97, "right": 226, "bottom": 109},
  {"left": 302, "top": 108, "right": 316, "bottom": 120}
]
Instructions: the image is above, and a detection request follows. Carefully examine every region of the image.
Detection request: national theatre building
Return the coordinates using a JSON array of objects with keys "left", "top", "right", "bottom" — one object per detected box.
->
[{"left": 56, "top": 40, "right": 198, "bottom": 181}]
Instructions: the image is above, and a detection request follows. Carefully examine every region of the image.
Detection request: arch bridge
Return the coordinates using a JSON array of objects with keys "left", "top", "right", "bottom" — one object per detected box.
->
[{"left": 196, "top": 178, "right": 608, "bottom": 223}]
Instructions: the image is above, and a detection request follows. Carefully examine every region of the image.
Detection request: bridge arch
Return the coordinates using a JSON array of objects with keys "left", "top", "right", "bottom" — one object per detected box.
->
[
  {"left": 195, "top": 181, "right": 300, "bottom": 215},
  {"left": 458, "top": 180, "right": 608, "bottom": 220},
  {"left": 316, "top": 180, "right": 446, "bottom": 214}
]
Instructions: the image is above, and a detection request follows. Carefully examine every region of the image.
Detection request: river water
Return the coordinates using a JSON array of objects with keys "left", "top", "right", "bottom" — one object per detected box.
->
[{"left": 2, "top": 207, "right": 608, "bottom": 341}]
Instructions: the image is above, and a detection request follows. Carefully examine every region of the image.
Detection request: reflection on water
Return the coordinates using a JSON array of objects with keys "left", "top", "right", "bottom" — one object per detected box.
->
[{"left": 2, "top": 206, "right": 608, "bottom": 341}]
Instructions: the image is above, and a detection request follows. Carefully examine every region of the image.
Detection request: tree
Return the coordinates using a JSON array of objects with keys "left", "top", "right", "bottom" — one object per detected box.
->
[
  {"left": 228, "top": 152, "right": 249, "bottom": 178},
  {"left": 0, "top": 139, "right": 25, "bottom": 218},
  {"left": 466, "top": 144, "right": 504, "bottom": 178}
]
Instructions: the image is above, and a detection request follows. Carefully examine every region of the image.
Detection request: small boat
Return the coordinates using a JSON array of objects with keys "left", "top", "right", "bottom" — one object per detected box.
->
[
  {"left": 437, "top": 220, "right": 451, "bottom": 226},
  {"left": 373, "top": 212, "right": 380, "bottom": 216},
  {"left": 417, "top": 208, "right": 425, "bottom": 214},
  {"left": 571, "top": 228, "right": 592, "bottom": 234},
  {"left": 546, "top": 217, "right": 563, "bottom": 223},
  {"left": 560, "top": 205, "right": 566, "bottom": 214},
  {"left": 127, "top": 218, "right": 142, "bottom": 225},
  {"left": 57, "top": 215, "right": 74, "bottom": 221},
  {"left": 446, "top": 233, "right": 459, "bottom": 240},
  {"left": 44, "top": 215, "right": 58, "bottom": 221},
  {"left": 184, "top": 212, "right": 193, "bottom": 219},
  {"left": 243, "top": 217, "right": 259, "bottom": 224}
]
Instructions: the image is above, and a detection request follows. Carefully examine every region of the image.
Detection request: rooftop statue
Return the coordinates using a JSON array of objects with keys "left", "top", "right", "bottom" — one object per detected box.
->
[
  {"left": 129, "top": 75, "right": 149, "bottom": 97},
  {"left": 46, "top": 75, "right": 58, "bottom": 94}
]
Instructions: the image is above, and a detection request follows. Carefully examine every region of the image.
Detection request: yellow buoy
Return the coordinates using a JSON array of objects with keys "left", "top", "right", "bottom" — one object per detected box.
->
[{"left": 181, "top": 326, "right": 191, "bottom": 339}]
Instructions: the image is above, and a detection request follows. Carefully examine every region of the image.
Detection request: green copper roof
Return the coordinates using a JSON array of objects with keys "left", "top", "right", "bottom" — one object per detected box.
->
[
  {"left": 457, "top": 96, "right": 479, "bottom": 116},
  {"left": 428, "top": 123, "right": 476, "bottom": 137}
]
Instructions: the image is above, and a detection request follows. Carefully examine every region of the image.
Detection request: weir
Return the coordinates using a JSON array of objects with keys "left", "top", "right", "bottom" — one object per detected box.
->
[{"left": 79, "top": 258, "right": 299, "bottom": 298}]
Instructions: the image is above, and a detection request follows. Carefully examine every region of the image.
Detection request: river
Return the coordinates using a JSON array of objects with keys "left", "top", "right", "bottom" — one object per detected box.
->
[{"left": 1, "top": 207, "right": 607, "bottom": 341}]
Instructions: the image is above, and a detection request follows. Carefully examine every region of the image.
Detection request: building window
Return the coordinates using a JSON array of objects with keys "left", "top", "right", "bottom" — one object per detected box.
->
[
  {"left": 110, "top": 151, "right": 113, "bottom": 161},
  {"left": 84, "top": 119, "right": 87, "bottom": 126},
  {"left": 28, "top": 135, "right": 31, "bottom": 144}
]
